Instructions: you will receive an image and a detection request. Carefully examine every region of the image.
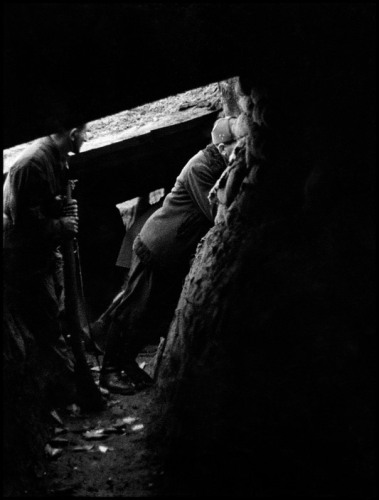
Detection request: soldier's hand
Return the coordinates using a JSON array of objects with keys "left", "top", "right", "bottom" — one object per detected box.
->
[
  {"left": 63, "top": 199, "right": 78, "bottom": 219},
  {"left": 61, "top": 216, "right": 78, "bottom": 237}
]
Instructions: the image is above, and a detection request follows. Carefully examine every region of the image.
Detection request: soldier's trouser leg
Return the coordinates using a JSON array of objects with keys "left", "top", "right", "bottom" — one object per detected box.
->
[
  {"left": 17, "top": 270, "right": 76, "bottom": 406},
  {"left": 101, "top": 253, "right": 185, "bottom": 374},
  {"left": 101, "top": 255, "right": 153, "bottom": 372}
]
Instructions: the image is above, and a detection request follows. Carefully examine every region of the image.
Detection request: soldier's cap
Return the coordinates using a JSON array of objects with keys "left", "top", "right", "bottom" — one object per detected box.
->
[{"left": 211, "top": 116, "right": 238, "bottom": 145}]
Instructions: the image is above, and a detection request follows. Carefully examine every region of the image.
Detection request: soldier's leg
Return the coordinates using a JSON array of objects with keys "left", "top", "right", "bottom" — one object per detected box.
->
[
  {"left": 18, "top": 268, "right": 77, "bottom": 406},
  {"left": 100, "top": 255, "right": 154, "bottom": 394}
]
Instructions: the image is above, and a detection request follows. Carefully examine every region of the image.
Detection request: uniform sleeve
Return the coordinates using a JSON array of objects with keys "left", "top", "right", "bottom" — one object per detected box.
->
[
  {"left": 8, "top": 161, "right": 65, "bottom": 243},
  {"left": 183, "top": 157, "right": 222, "bottom": 222}
]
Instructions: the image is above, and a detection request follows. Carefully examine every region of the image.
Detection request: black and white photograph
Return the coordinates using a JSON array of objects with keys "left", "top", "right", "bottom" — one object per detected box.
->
[{"left": 3, "top": 3, "right": 376, "bottom": 497}]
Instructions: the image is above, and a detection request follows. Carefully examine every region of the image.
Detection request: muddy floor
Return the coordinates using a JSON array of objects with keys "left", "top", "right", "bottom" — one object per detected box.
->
[{"left": 31, "top": 349, "right": 164, "bottom": 497}]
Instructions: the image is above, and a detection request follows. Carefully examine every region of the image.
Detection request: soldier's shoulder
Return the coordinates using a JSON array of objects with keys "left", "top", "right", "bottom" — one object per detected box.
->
[{"left": 9, "top": 138, "right": 51, "bottom": 171}]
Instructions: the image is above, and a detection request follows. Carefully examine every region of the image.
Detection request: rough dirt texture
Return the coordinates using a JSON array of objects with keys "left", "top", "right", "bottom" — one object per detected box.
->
[
  {"left": 3, "top": 83, "right": 220, "bottom": 173},
  {"left": 150, "top": 76, "right": 376, "bottom": 497},
  {"left": 32, "top": 350, "right": 164, "bottom": 498}
]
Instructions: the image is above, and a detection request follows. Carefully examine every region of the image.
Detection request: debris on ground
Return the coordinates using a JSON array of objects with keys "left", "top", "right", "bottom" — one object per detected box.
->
[
  {"left": 49, "top": 437, "right": 69, "bottom": 447},
  {"left": 72, "top": 445, "right": 94, "bottom": 452},
  {"left": 82, "top": 429, "right": 109, "bottom": 441},
  {"left": 49, "top": 410, "right": 64, "bottom": 427},
  {"left": 131, "top": 424, "right": 144, "bottom": 432},
  {"left": 54, "top": 427, "right": 67, "bottom": 435},
  {"left": 41, "top": 378, "right": 162, "bottom": 496},
  {"left": 98, "top": 445, "right": 114, "bottom": 453},
  {"left": 44, "top": 444, "right": 63, "bottom": 459}
]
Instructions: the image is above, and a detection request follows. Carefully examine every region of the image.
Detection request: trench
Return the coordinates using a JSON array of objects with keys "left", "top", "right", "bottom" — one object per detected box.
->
[
  {"left": 3, "top": 91, "right": 223, "bottom": 497},
  {"left": 3, "top": 8, "right": 376, "bottom": 494}
]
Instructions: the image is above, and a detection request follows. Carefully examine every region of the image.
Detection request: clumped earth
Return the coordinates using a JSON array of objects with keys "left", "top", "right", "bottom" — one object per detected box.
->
[
  {"left": 6, "top": 82, "right": 221, "bottom": 497},
  {"left": 3, "top": 83, "right": 221, "bottom": 172}
]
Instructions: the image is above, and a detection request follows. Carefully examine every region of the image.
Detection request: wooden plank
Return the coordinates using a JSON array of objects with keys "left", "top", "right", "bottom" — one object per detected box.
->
[{"left": 69, "top": 109, "right": 220, "bottom": 175}]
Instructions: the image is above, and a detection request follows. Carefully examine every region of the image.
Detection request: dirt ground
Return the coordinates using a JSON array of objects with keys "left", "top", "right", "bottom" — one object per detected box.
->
[{"left": 31, "top": 348, "right": 164, "bottom": 497}]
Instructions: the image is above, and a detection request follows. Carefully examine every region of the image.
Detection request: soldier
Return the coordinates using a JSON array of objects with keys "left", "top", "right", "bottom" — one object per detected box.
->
[
  {"left": 99, "top": 116, "right": 242, "bottom": 394},
  {"left": 3, "top": 121, "right": 88, "bottom": 407}
]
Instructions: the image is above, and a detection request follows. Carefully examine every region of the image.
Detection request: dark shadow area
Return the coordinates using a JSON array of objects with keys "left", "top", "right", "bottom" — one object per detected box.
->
[{"left": 3, "top": 3, "right": 375, "bottom": 498}]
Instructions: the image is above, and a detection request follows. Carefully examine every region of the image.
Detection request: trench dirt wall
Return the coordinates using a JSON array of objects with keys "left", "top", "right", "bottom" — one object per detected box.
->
[
  {"left": 152, "top": 67, "right": 376, "bottom": 496},
  {"left": 3, "top": 5, "right": 375, "bottom": 497}
]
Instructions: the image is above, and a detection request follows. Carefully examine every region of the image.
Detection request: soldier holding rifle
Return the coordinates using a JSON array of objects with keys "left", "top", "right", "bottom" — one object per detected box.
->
[{"left": 3, "top": 118, "right": 103, "bottom": 411}]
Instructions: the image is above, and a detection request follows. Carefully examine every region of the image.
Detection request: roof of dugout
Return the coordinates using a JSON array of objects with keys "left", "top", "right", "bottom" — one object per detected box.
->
[{"left": 3, "top": 3, "right": 374, "bottom": 149}]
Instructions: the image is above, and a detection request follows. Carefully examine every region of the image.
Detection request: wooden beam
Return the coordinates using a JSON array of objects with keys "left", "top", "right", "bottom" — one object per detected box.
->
[{"left": 70, "top": 109, "right": 220, "bottom": 206}]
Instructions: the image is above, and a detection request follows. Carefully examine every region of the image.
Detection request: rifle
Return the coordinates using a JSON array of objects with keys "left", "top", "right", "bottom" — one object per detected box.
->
[
  {"left": 73, "top": 226, "right": 104, "bottom": 360},
  {"left": 61, "top": 179, "right": 104, "bottom": 412}
]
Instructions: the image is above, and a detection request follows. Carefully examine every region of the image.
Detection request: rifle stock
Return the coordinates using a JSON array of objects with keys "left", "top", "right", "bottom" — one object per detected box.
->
[{"left": 62, "top": 179, "right": 104, "bottom": 412}]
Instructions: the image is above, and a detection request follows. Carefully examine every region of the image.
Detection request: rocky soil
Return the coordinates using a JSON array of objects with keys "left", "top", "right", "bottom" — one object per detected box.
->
[
  {"left": 24, "top": 348, "right": 164, "bottom": 497},
  {"left": 3, "top": 83, "right": 220, "bottom": 173}
]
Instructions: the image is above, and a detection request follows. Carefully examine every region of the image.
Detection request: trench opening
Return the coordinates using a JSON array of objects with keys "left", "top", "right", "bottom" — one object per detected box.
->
[{"left": 3, "top": 79, "right": 231, "bottom": 497}]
